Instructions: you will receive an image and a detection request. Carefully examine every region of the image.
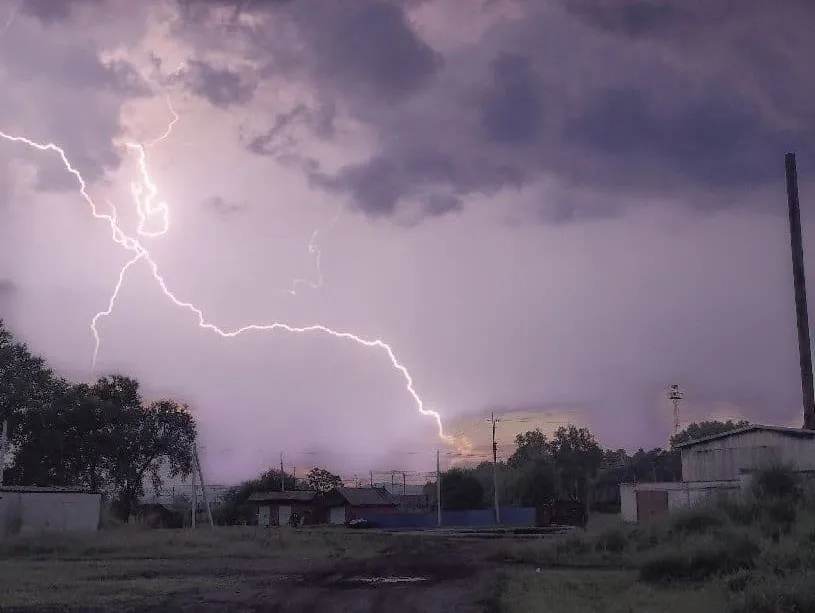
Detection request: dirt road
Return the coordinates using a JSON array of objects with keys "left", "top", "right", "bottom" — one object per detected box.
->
[{"left": 3, "top": 550, "right": 498, "bottom": 613}]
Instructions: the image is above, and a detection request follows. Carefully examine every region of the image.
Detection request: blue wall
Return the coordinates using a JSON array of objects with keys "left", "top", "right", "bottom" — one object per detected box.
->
[{"left": 359, "top": 506, "right": 536, "bottom": 529}]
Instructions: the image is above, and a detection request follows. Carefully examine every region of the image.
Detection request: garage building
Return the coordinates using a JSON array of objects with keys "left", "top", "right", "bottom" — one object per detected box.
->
[
  {"left": 322, "top": 487, "right": 398, "bottom": 524},
  {"left": 0, "top": 486, "right": 101, "bottom": 536},
  {"left": 249, "top": 490, "right": 319, "bottom": 526}
]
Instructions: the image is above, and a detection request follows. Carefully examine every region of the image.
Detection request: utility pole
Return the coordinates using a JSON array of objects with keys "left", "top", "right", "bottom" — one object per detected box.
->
[
  {"left": 402, "top": 472, "right": 406, "bottom": 498},
  {"left": 487, "top": 411, "right": 501, "bottom": 524},
  {"left": 785, "top": 153, "right": 815, "bottom": 430},
  {"left": 0, "top": 420, "right": 7, "bottom": 487},
  {"left": 280, "top": 453, "right": 285, "bottom": 492},
  {"left": 193, "top": 444, "right": 214, "bottom": 528},
  {"left": 436, "top": 450, "right": 442, "bottom": 528},
  {"left": 190, "top": 466, "right": 197, "bottom": 529},
  {"left": 370, "top": 471, "right": 374, "bottom": 488}
]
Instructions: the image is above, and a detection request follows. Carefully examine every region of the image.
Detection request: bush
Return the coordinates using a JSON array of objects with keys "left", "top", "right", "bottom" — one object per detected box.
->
[
  {"left": 555, "top": 534, "right": 591, "bottom": 556},
  {"left": 750, "top": 465, "right": 803, "bottom": 505},
  {"left": 669, "top": 507, "right": 726, "bottom": 535},
  {"left": 594, "top": 527, "right": 628, "bottom": 554},
  {"left": 639, "top": 532, "right": 759, "bottom": 583},
  {"left": 729, "top": 571, "right": 815, "bottom": 613},
  {"left": 718, "top": 500, "right": 759, "bottom": 526}
]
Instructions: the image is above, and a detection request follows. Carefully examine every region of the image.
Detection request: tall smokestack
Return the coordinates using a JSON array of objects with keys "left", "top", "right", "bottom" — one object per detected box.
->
[{"left": 785, "top": 153, "right": 815, "bottom": 430}]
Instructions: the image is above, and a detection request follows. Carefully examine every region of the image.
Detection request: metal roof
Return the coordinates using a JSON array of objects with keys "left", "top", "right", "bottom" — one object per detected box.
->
[
  {"left": 247, "top": 490, "right": 318, "bottom": 503},
  {"left": 0, "top": 486, "right": 96, "bottom": 494},
  {"left": 333, "top": 487, "right": 397, "bottom": 507},
  {"left": 675, "top": 425, "right": 815, "bottom": 449}
]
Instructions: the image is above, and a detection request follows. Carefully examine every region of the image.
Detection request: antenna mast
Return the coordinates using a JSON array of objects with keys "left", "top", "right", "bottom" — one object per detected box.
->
[{"left": 669, "top": 384, "right": 683, "bottom": 436}]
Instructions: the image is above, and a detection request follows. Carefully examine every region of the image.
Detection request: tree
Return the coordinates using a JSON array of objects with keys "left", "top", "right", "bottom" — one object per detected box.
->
[
  {"left": 0, "top": 320, "right": 59, "bottom": 436},
  {"left": 305, "top": 467, "right": 342, "bottom": 492},
  {"left": 670, "top": 420, "right": 751, "bottom": 448},
  {"left": 508, "top": 428, "right": 552, "bottom": 468},
  {"left": 8, "top": 374, "right": 198, "bottom": 521},
  {"left": 550, "top": 425, "right": 604, "bottom": 499},
  {"left": 508, "top": 458, "right": 558, "bottom": 507},
  {"left": 441, "top": 468, "right": 485, "bottom": 511},
  {"left": 107, "top": 395, "right": 197, "bottom": 520}
]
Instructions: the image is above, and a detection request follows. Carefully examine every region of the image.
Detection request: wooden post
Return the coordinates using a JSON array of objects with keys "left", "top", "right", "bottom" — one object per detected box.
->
[
  {"left": 785, "top": 153, "right": 815, "bottom": 430},
  {"left": 190, "top": 468, "right": 197, "bottom": 529},
  {"left": 436, "top": 450, "right": 442, "bottom": 528},
  {"left": 0, "top": 420, "right": 7, "bottom": 486}
]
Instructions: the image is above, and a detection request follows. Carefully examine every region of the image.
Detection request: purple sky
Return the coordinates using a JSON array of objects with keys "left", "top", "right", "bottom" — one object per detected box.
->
[{"left": 1, "top": 0, "right": 814, "bottom": 485}]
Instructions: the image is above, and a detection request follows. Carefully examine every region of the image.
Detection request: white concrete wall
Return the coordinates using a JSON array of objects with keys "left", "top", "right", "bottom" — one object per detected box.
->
[
  {"left": 619, "top": 480, "right": 743, "bottom": 523},
  {"left": 0, "top": 492, "right": 101, "bottom": 536},
  {"left": 620, "top": 483, "right": 637, "bottom": 523},
  {"left": 682, "top": 431, "right": 815, "bottom": 482}
]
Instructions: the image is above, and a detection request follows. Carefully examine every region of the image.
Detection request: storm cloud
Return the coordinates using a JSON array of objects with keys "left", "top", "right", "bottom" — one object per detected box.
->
[{"left": 0, "top": 0, "right": 813, "bottom": 485}]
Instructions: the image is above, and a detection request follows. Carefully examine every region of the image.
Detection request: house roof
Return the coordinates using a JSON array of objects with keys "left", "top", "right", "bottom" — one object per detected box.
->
[
  {"left": 247, "top": 490, "right": 318, "bottom": 503},
  {"left": 332, "top": 487, "right": 397, "bottom": 507},
  {"left": 675, "top": 425, "right": 815, "bottom": 449},
  {"left": 0, "top": 486, "right": 96, "bottom": 494}
]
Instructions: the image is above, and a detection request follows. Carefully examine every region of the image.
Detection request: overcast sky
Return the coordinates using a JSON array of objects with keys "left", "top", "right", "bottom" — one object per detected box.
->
[{"left": 1, "top": 0, "right": 814, "bottom": 484}]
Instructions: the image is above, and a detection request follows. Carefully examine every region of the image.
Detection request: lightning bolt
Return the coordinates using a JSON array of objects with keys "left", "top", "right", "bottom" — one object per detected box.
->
[
  {"left": 286, "top": 203, "right": 341, "bottom": 297},
  {"left": 0, "top": 119, "right": 470, "bottom": 451}
]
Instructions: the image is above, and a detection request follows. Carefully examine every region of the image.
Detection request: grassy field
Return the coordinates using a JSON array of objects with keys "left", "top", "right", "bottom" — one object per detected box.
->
[{"left": 1, "top": 470, "right": 813, "bottom": 612}]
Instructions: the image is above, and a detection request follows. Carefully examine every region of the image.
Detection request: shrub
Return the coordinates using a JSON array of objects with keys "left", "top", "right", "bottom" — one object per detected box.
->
[
  {"left": 750, "top": 465, "right": 803, "bottom": 505},
  {"left": 555, "top": 534, "right": 591, "bottom": 556},
  {"left": 669, "top": 507, "right": 726, "bottom": 535},
  {"left": 725, "top": 569, "right": 752, "bottom": 593},
  {"left": 639, "top": 532, "right": 759, "bottom": 583},
  {"left": 729, "top": 571, "right": 815, "bottom": 613},
  {"left": 594, "top": 527, "right": 628, "bottom": 554},
  {"left": 718, "top": 500, "right": 759, "bottom": 526}
]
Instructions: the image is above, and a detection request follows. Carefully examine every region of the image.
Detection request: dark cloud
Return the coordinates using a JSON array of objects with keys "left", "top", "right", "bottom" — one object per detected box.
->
[
  {"left": 201, "top": 195, "right": 247, "bottom": 214},
  {"left": 480, "top": 53, "right": 542, "bottom": 146},
  {"left": 291, "top": 1, "right": 442, "bottom": 104},
  {"left": 245, "top": 102, "right": 336, "bottom": 159},
  {"left": 182, "top": 60, "right": 257, "bottom": 109},
  {"left": 308, "top": 2, "right": 814, "bottom": 222}
]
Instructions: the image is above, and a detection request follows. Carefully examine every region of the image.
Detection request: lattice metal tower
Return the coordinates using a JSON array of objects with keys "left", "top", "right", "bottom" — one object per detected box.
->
[{"left": 669, "top": 384, "right": 683, "bottom": 436}]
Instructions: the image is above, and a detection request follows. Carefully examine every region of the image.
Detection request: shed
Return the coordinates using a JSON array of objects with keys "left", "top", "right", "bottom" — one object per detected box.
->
[
  {"left": 675, "top": 425, "right": 815, "bottom": 482},
  {"left": 321, "top": 487, "right": 398, "bottom": 525},
  {"left": 248, "top": 490, "right": 319, "bottom": 526},
  {"left": 620, "top": 425, "right": 815, "bottom": 523},
  {"left": 0, "top": 486, "right": 101, "bottom": 536}
]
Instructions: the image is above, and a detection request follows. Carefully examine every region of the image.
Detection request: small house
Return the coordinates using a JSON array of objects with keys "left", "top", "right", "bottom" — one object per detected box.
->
[
  {"left": 0, "top": 486, "right": 101, "bottom": 536},
  {"left": 321, "top": 487, "right": 398, "bottom": 525},
  {"left": 248, "top": 490, "right": 319, "bottom": 526},
  {"left": 620, "top": 425, "right": 815, "bottom": 523}
]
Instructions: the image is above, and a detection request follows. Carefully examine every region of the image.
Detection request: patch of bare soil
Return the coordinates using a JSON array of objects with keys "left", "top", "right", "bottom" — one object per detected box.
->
[{"left": 5, "top": 551, "right": 494, "bottom": 613}]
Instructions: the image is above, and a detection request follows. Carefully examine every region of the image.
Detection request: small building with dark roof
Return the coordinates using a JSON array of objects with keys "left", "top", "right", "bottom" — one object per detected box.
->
[
  {"left": 321, "top": 487, "right": 398, "bottom": 525},
  {"left": 247, "top": 490, "right": 319, "bottom": 526}
]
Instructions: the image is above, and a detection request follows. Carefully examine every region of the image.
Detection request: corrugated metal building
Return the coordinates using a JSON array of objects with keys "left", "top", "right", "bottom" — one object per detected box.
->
[
  {"left": 0, "top": 486, "right": 101, "bottom": 536},
  {"left": 621, "top": 425, "right": 815, "bottom": 523},
  {"left": 678, "top": 425, "right": 815, "bottom": 481}
]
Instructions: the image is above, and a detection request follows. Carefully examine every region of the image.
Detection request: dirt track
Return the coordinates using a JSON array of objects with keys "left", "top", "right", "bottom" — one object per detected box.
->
[{"left": 4, "top": 550, "right": 498, "bottom": 613}]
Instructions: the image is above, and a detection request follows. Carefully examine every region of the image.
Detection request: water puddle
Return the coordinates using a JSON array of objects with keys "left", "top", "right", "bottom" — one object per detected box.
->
[{"left": 346, "top": 576, "right": 429, "bottom": 585}]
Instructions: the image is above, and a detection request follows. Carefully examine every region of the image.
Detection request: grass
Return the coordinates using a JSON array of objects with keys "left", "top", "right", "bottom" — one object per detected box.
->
[
  {"left": 0, "top": 524, "right": 389, "bottom": 560},
  {"left": 500, "top": 568, "right": 729, "bottom": 613},
  {"left": 498, "top": 466, "right": 815, "bottom": 612},
  {"left": 0, "top": 526, "right": 396, "bottom": 609}
]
